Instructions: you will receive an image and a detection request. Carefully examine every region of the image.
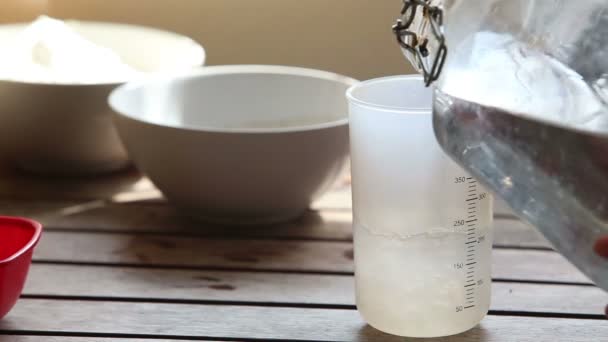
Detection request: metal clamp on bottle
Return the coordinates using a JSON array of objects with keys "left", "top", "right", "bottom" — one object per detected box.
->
[{"left": 392, "top": 0, "right": 447, "bottom": 86}]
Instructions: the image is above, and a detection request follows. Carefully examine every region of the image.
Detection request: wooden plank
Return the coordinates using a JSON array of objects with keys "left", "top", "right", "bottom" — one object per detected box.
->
[
  {"left": 33, "top": 232, "right": 590, "bottom": 283},
  {"left": 33, "top": 231, "right": 353, "bottom": 272},
  {"left": 0, "top": 166, "right": 347, "bottom": 204},
  {"left": 312, "top": 185, "right": 351, "bottom": 210},
  {"left": 493, "top": 198, "right": 517, "bottom": 217},
  {"left": 1, "top": 299, "right": 607, "bottom": 341},
  {"left": 492, "top": 249, "right": 589, "bottom": 283},
  {"left": 0, "top": 200, "right": 354, "bottom": 241},
  {"left": 0, "top": 200, "right": 547, "bottom": 247},
  {"left": 0, "top": 163, "right": 515, "bottom": 215},
  {"left": 491, "top": 282, "right": 607, "bottom": 315},
  {"left": 23, "top": 264, "right": 353, "bottom": 305},
  {"left": 0, "top": 338, "right": 177, "bottom": 342},
  {"left": 493, "top": 218, "right": 551, "bottom": 249},
  {"left": 24, "top": 264, "right": 607, "bottom": 315},
  {"left": 0, "top": 167, "right": 160, "bottom": 201}
]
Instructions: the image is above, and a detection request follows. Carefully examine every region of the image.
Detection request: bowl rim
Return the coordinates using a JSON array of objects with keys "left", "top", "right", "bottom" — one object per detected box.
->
[
  {"left": 109, "top": 64, "right": 359, "bottom": 134},
  {"left": 0, "top": 20, "right": 205, "bottom": 86},
  {"left": 0, "top": 216, "right": 42, "bottom": 265}
]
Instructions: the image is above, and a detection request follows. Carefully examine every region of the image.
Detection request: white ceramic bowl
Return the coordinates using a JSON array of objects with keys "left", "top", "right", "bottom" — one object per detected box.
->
[
  {"left": 0, "top": 21, "right": 204, "bottom": 175},
  {"left": 110, "top": 65, "right": 357, "bottom": 224}
]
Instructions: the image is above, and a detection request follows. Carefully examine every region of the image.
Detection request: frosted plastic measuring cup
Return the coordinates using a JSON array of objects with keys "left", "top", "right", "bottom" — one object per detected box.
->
[{"left": 346, "top": 75, "right": 493, "bottom": 337}]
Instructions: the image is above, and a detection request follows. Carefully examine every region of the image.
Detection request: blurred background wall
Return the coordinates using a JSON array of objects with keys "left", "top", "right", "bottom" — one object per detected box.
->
[{"left": 0, "top": 0, "right": 414, "bottom": 80}]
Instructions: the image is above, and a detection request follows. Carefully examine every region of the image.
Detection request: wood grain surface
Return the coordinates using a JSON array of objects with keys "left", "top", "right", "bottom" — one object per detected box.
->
[
  {"left": 32, "top": 231, "right": 588, "bottom": 283},
  {"left": 23, "top": 264, "right": 607, "bottom": 315},
  {"left": 1, "top": 300, "right": 607, "bottom": 342},
  {"left": 0, "top": 200, "right": 545, "bottom": 247},
  {"left": 0, "top": 170, "right": 604, "bottom": 341}
]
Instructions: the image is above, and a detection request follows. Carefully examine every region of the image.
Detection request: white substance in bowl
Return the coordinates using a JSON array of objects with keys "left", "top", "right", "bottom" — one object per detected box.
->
[{"left": 0, "top": 16, "right": 140, "bottom": 84}]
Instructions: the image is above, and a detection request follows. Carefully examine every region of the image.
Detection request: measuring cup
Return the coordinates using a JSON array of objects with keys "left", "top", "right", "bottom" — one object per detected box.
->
[
  {"left": 346, "top": 75, "right": 493, "bottom": 338},
  {"left": 0, "top": 216, "right": 42, "bottom": 319}
]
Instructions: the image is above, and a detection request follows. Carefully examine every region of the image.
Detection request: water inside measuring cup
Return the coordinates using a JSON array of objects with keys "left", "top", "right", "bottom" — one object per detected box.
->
[{"left": 354, "top": 223, "right": 492, "bottom": 336}]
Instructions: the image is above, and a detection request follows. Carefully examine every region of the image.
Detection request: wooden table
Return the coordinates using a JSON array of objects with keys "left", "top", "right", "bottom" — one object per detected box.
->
[{"left": 0, "top": 167, "right": 606, "bottom": 342}]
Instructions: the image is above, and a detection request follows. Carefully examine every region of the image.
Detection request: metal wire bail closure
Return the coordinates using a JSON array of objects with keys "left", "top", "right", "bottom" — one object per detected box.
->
[{"left": 392, "top": 0, "right": 447, "bottom": 87}]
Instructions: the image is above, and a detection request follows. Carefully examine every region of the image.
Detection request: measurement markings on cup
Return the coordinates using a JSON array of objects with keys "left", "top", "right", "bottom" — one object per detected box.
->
[{"left": 464, "top": 178, "right": 479, "bottom": 310}]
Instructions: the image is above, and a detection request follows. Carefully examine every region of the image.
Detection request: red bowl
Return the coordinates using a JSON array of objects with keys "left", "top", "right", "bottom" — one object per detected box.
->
[{"left": 0, "top": 216, "right": 42, "bottom": 319}]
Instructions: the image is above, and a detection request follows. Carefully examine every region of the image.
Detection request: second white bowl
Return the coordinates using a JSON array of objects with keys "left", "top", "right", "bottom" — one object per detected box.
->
[{"left": 110, "top": 65, "right": 357, "bottom": 224}]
